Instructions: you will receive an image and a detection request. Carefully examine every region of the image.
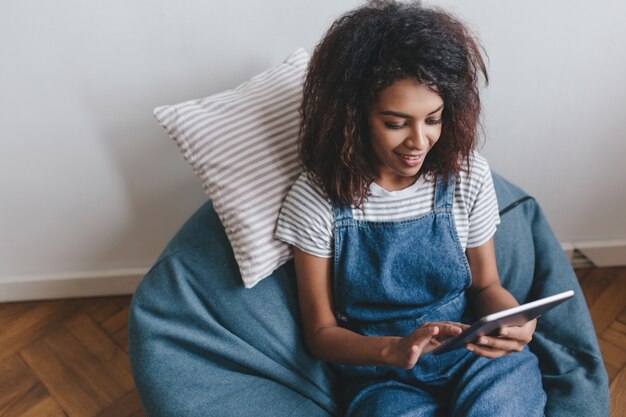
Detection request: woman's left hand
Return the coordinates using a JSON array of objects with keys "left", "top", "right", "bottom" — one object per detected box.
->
[{"left": 465, "top": 318, "right": 537, "bottom": 359}]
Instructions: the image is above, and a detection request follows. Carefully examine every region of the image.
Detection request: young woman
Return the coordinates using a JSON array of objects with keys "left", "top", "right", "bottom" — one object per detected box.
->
[{"left": 275, "top": 1, "right": 547, "bottom": 415}]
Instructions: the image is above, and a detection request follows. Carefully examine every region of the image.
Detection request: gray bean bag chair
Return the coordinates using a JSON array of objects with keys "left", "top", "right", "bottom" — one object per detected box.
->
[{"left": 128, "top": 172, "right": 609, "bottom": 416}]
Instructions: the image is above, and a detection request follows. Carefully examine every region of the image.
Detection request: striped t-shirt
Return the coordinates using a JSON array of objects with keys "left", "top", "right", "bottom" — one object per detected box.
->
[{"left": 274, "top": 151, "right": 500, "bottom": 258}]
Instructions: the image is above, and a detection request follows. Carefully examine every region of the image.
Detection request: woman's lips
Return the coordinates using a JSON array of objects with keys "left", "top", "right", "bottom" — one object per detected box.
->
[{"left": 395, "top": 152, "right": 424, "bottom": 167}]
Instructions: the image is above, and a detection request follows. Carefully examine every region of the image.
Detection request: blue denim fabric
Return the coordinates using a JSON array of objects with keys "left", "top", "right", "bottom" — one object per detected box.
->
[
  {"left": 128, "top": 172, "right": 609, "bottom": 417},
  {"left": 344, "top": 346, "right": 545, "bottom": 417},
  {"left": 331, "top": 175, "right": 546, "bottom": 417},
  {"left": 492, "top": 175, "right": 610, "bottom": 417},
  {"left": 128, "top": 202, "right": 338, "bottom": 417}
]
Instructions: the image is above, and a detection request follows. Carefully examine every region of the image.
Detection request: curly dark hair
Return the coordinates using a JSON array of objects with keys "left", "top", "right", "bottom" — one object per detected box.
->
[{"left": 299, "top": 0, "right": 488, "bottom": 207}]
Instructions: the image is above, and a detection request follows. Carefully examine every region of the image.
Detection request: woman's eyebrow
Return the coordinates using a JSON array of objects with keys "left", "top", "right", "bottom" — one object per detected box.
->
[
  {"left": 428, "top": 104, "right": 445, "bottom": 115},
  {"left": 379, "top": 104, "right": 444, "bottom": 118}
]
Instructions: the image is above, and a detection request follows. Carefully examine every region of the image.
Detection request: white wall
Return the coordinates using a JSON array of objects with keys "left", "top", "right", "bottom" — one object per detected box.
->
[
  {"left": 1, "top": 1, "right": 625, "bottom": 294},
  {"left": 435, "top": 0, "right": 626, "bottom": 245}
]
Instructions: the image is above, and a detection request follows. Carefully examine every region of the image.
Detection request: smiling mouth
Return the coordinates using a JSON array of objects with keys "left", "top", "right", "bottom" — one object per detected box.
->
[{"left": 395, "top": 152, "right": 424, "bottom": 160}]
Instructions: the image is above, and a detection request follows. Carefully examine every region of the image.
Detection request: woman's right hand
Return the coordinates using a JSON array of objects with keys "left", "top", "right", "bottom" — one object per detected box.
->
[{"left": 382, "top": 322, "right": 467, "bottom": 369}]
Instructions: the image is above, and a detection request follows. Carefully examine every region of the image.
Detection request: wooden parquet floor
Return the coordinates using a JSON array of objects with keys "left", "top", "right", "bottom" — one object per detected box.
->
[
  {"left": 0, "top": 296, "right": 144, "bottom": 417},
  {"left": 576, "top": 266, "right": 626, "bottom": 417},
  {"left": 0, "top": 267, "right": 624, "bottom": 416}
]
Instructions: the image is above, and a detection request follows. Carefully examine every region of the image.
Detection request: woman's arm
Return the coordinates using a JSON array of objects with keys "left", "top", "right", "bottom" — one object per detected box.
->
[
  {"left": 465, "top": 237, "right": 536, "bottom": 357},
  {"left": 293, "top": 246, "right": 464, "bottom": 369}
]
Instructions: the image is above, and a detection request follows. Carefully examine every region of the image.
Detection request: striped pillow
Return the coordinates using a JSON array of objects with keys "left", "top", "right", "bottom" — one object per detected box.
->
[{"left": 154, "top": 48, "right": 307, "bottom": 288}]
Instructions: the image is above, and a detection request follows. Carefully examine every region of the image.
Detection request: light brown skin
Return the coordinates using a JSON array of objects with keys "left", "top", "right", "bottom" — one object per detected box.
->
[{"left": 295, "top": 78, "right": 536, "bottom": 369}]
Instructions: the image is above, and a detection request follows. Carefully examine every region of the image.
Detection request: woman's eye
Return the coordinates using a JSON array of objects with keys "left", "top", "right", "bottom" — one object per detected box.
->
[
  {"left": 384, "top": 119, "right": 442, "bottom": 129},
  {"left": 384, "top": 122, "right": 406, "bottom": 130}
]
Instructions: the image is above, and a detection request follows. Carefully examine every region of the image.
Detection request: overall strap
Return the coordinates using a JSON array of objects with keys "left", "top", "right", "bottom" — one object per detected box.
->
[
  {"left": 333, "top": 202, "right": 354, "bottom": 223},
  {"left": 434, "top": 174, "right": 456, "bottom": 211}
]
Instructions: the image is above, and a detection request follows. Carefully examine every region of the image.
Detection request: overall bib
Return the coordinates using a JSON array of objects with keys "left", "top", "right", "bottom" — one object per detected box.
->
[{"left": 331, "top": 175, "right": 546, "bottom": 417}]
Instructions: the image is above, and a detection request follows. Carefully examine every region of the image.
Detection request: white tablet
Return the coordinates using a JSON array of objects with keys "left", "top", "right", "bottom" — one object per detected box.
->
[{"left": 431, "top": 290, "right": 575, "bottom": 355}]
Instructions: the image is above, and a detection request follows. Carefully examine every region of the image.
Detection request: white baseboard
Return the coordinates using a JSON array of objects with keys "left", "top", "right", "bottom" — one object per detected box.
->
[
  {"left": 0, "top": 268, "right": 148, "bottom": 303},
  {"left": 574, "top": 240, "right": 626, "bottom": 268}
]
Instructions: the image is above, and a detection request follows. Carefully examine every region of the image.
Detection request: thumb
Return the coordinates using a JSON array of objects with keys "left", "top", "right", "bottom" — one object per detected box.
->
[{"left": 411, "top": 325, "right": 439, "bottom": 350}]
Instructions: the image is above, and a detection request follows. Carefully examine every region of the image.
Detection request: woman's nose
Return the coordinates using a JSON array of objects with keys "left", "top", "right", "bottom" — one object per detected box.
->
[{"left": 406, "top": 124, "right": 429, "bottom": 150}]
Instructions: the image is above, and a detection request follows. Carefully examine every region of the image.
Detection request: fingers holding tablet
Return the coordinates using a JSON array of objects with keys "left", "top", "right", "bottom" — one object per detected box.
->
[
  {"left": 498, "top": 319, "right": 536, "bottom": 344},
  {"left": 466, "top": 318, "right": 537, "bottom": 358}
]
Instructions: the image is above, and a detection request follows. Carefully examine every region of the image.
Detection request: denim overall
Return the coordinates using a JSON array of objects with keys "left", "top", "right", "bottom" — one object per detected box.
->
[{"left": 332, "top": 175, "right": 546, "bottom": 417}]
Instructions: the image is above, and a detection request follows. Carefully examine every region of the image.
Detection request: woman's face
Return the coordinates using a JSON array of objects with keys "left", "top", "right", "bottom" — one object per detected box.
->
[{"left": 367, "top": 78, "right": 444, "bottom": 191}]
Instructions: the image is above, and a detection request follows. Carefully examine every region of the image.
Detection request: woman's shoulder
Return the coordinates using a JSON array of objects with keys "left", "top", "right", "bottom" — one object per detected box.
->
[
  {"left": 289, "top": 171, "right": 331, "bottom": 202},
  {"left": 276, "top": 171, "right": 334, "bottom": 257},
  {"left": 454, "top": 150, "right": 496, "bottom": 212},
  {"left": 282, "top": 171, "right": 333, "bottom": 219},
  {"left": 458, "top": 150, "right": 492, "bottom": 184}
]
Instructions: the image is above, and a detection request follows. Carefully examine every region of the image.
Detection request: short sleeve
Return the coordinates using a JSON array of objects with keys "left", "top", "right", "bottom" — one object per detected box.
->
[
  {"left": 466, "top": 156, "right": 501, "bottom": 248},
  {"left": 274, "top": 173, "right": 334, "bottom": 258}
]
